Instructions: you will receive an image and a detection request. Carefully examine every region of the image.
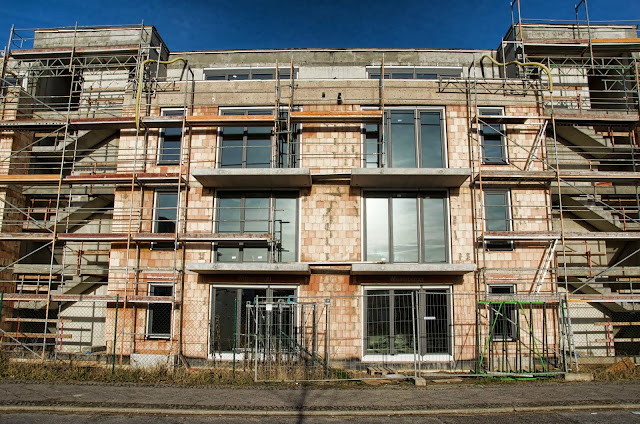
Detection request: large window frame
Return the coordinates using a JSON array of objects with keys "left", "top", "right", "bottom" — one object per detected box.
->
[
  {"left": 204, "top": 67, "right": 298, "bottom": 81},
  {"left": 363, "top": 107, "right": 447, "bottom": 169},
  {"left": 363, "top": 191, "right": 450, "bottom": 264},
  {"left": 488, "top": 285, "right": 518, "bottom": 342},
  {"left": 158, "top": 108, "right": 185, "bottom": 164},
  {"left": 214, "top": 191, "right": 299, "bottom": 263},
  {"left": 362, "top": 286, "right": 453, "bottom": 362},
  {"left": 483, "top": 189, "right": 513, "bottom": 251},
  {"left": 208, "top": 285, "right": 298, "bottom": 359},
  {"left": 152, "top": 190, "right": 179, "bottom": 250},
  {"left": 217, "top": 107, "right": 298, "bottom": 169},
  {"left": 478, "top": 107, "right": 508, "bottom": 165},
  {"left": 366, "top": 66, "right": 462, "bottom": 80},
  {"left": 146, "top": 283, "right": 173, "bottom": 339}
]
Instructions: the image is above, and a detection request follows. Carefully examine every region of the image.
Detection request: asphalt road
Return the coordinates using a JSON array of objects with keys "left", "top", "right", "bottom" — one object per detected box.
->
[
  {"left": 2, "top": 410, "right": 640, "bottom": 423},
  {"left": 1, "top": 380, "right": 640, "bottom": 423}
]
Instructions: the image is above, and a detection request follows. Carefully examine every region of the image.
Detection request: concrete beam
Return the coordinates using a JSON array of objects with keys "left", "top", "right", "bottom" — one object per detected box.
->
[
  {"left": 192, "top": 168, "right": 312, "bottom": 188},
  {"left": 351, "top": 168, "right": 470, "bottom": 188},
  {"left": 350, "top": 263, "right": 475, "bottom": 275},
  {"left": 188, "top": 262, "right": 310, "bottom": 275}
]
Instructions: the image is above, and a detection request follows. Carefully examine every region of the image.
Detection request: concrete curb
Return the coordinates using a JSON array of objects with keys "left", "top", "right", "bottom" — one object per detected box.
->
[{"left": 1, "top": 403, "right": 639, "bottom": 417}]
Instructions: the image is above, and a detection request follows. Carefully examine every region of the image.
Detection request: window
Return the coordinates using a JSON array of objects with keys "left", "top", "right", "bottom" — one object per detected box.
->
[
  {"left": 158, "top": 109, "right": 184, "bottom": 164},
  {"left": 363, "top": 108, "right": 445, "bottom": 168},
  {"left": 364, "top": 192, "right": 448, "bottom": 263},
  {"left": 479, "top": 107, "right": 507, "bottom": 165},
  {"left": 366, "top": 66, "right": 462, "bottom": 80},
  {"left": 364, "top": 288, "right": 451, "bottom": 358},
  {"left": 210, "top": 287, "right": 295, "bottom": 354},
  {"left": 153, "top": 191, "right": 178, "bottom": 249},
  {"left": 488, "top": 285, "right": 518, "bottom": 342},
  {"left": 147, "top": 284, "right": 173, "bottom": 339},
  {"left": 204, "top": 67, "right": 296, "bottom": 81},
  {"left": 218, "top": 109, "right": 298, "bottom": 168},
  {"left": 483, "top": 189, "right": 513, "bottom": 251},
  {"left": 215, "top": 192, "right": 298, "bottom": 263}
]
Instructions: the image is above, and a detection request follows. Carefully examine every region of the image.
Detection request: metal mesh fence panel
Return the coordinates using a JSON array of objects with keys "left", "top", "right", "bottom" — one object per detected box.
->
[{"left": 2, "top": 291, "right": 632, "bottom": 380}]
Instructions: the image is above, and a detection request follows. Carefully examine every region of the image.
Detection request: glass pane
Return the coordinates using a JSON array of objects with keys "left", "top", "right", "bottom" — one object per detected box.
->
[
  {"left": 214, "top": 288, "right": 237, "bottom": 351},
  {"left": 391, "top": 73, "right": 413, "bottom": 79},
  {"left": 482, "top": 127, "right": 506, "bottom": 164},
  {"left": 246, "top": 127, "right": 272, "bottom": 168},
  {"left": 220, "top": 136, "right": 243, "bottom": 168},
  {"left": 365, "top": 196, "right": 389, "bottom": 262},
  {"left": 252, "top": 73, "right": 273, "bottom": 80},
  {"left": 420, "top": 112, "right": 443, "bottom": 168},
  {"left": 393, "top": 290, "right": 414, "bottom": 354},
  {"left": 159, "top": 110, "right": 183, "bottom": 163},
  {"left": 243, "top": 247, "right": 269, "bottom": 262},
  {"left": 218, "top": 197, "right": 241, "bottom": 233},
  {"left": 159, "top": 137, "right": 181, "bottom": 163},
  {"left": 389, "top": 111, "right": 416, "bottom": 167},
  {"left": 274, "top": 196, "right": 297, "bottom": 262},
  {"left": 155, "top": 192, "right": 177, "bottom": 233},
  {"left": 416, "top": 73, "right": 437, "bottom": 79},
  {"left": 230, "top": 74, "right": 249, "bottom": 80},
  {"left": 364, "top": 124, "right": 381, "bottom": 168},
  {"left": 206, "top": 74, "right": 225, "bottom": 81},
  {"left": 217, "top": 246, "right": 240, "bottom": 262},
  {"left": 423, "top": 194, "right": 447, "bottom": 263},
  {"left": 485, "top": 192, "right": 509, "bottom": 231},
  {"left": 244, "top": 197, "right": 269, "bottom": 233},
  {"left": 366, "top": 290, "right": 390, "bottom": 354},
  {"left": 392, "top": 196, "right": 418, "bottom": 263}
]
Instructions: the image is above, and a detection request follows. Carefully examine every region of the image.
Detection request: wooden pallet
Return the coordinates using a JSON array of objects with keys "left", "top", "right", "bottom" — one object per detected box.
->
[{"left": 367, "top": 366, "right": 396, "bottom": 377}]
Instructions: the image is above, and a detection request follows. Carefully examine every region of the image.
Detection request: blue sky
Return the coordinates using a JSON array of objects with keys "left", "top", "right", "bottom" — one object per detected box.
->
[{"left": 1, "top": 0, "right": 639, "bottom": 51}]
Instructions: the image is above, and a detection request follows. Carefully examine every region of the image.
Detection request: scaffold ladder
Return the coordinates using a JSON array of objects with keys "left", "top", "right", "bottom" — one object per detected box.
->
[
  {"left": 532, "top": 239, "right": 558, "bottom": 294},
  {"left": 560, "top": 297, "right": 578, "bottom": 372}
]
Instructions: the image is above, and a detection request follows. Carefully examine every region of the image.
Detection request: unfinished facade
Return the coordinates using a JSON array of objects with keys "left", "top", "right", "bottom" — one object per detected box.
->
[{"left": 0, "top": 10, "right": 638, "bottom": 378}]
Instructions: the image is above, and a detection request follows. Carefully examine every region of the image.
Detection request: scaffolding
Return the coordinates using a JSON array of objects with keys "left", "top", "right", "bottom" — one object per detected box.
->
[{"left": 464, "top": 1, "right": 640, "bottom": 367}]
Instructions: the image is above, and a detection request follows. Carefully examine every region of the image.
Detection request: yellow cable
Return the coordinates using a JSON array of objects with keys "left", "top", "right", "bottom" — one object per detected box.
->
[
  {"left": 480, "top": 54, "right": 553, "bottom": 93},
  {"left": 135, "top": 57, "right": 188, "bottom": 131}
]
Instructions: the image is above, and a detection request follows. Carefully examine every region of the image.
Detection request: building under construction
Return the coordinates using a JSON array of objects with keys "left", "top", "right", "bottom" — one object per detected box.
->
[{"left": 0, "top": 5, "right": 638, "bottom": 379}]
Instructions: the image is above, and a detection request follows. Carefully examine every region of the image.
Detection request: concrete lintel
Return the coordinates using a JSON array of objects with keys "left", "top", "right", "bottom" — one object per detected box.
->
[
  {"left": 188, "top": 262, "right": 310, "bottom": 275},
  {"left": 351, "top": 168, "right": 470, "bottom": 188},
  {"left": 351, "top": 263, "right": 475, "bottom": 275},
  {"left": 192, "top": 168, "right": 312, "bottom": 188}
]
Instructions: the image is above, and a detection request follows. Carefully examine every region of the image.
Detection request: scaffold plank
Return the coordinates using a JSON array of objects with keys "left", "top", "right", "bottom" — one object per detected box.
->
[
  {"left": 482, "top": 231, "right": 640, "bottom": 240},
  {"left": 472, "top": 115, "right": 548, "bottom": 124},
  {"left": 0, "top": 232, "right": 271, "bottom": 242}
]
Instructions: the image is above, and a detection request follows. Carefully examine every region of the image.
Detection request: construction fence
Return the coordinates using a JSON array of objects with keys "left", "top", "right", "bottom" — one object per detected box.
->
[{"left": 0, "top": 291, "right": 637, "bottom": 381}]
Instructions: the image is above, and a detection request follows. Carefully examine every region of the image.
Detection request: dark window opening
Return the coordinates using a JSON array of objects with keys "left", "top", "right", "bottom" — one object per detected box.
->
[
  {"left": 210, "top": 287, "right": 295, "bottom": 353},
  {"left": 484, "top": 190, "right": 513, "bottom": 251},
  {"left": 158, "top": 109, "right": 184, "bottom": 164},
  {"left": 489, "top": 285, "right": 518, "bottom": 342},
  {"left": 147, "top": 284, "right": 173, "bottom": 338},
  {"left": 35, "top": 71, "right": 81, "bottom": 111}
]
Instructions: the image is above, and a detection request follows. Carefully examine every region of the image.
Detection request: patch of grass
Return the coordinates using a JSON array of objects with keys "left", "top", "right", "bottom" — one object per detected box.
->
[
  {"left": 0, "top": 354, "right": 255, "bottom": 386},
  {"left": 581, "top": 362, "right": 640, "bottom": 381}
]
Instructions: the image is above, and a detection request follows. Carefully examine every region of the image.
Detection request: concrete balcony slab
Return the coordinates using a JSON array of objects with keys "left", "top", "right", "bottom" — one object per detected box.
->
[
  {"left": 351, "top": 168, "right": 470, "bottom": 188},
  {"left": 192, "top": 168, "right": 312, "bottom": 188}
]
